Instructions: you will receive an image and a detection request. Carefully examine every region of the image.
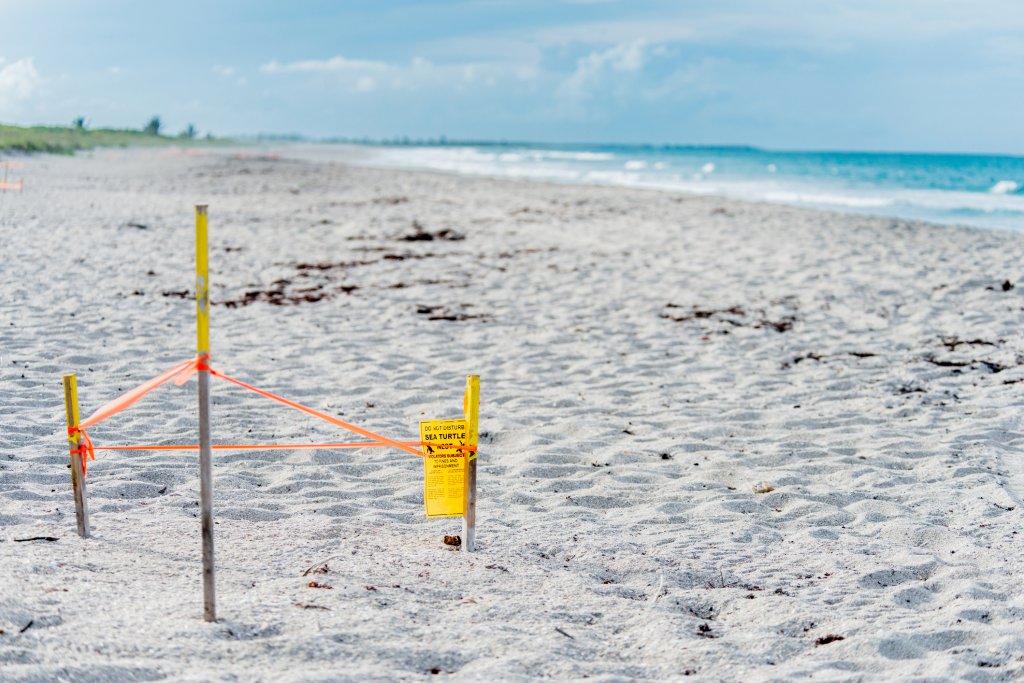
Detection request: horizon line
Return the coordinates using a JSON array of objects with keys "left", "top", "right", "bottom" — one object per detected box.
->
[
  {"left": 2, "top": 121, "right": 1021, "bottom": 159},
  {"left": 244, "top": 134, "right": 1024, "bottom": 159}
]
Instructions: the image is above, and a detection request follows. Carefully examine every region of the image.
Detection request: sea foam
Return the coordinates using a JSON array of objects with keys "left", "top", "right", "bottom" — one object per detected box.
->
[
  {"left": 357, "top": 144, "right": 1024, "bottom": 231},
  {"left": 990, "top": 180, "right": 1020, "bottom": 194}
]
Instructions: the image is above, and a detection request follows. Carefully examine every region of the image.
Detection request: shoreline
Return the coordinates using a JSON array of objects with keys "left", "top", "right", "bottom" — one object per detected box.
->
[
  {"left": 288, "top": 141, "right": 1024, "bottom": 234},
  {"left": 1, "top": 146, "right": 1023, "bottom": 680},
  {"left": 5, "top": 140, "right": 1020, "bottom": 235}
]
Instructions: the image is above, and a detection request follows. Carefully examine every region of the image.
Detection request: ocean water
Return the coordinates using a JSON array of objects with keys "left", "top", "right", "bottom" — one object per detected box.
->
[{"left": 357, "top": 144, "right": 1024, "bottom": 232}]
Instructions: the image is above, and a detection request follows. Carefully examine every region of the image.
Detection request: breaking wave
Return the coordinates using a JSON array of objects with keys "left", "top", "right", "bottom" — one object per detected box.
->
[{"left": 358, "top": 144, "right": 1024, "bottom": 232}]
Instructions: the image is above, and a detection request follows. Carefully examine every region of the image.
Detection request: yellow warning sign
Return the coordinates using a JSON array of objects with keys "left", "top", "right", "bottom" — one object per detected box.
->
[{"left": 420, "top": 418, "right": 470, "bottom": 518}]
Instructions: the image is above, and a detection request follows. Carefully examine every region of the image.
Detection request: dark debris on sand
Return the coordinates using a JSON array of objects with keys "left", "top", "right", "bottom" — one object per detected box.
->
[
  {"left": 399, "top": 220, "right": 465, "bottom": 242},
  {"left": 416, "top": 304, "right": 493, "bottom": 322},
  {"left": 660, "top": 303, "right": 797, "bottom": 333}
]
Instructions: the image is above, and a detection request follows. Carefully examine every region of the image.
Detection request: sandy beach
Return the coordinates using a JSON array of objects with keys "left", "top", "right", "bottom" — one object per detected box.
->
[{"left": 1, "top": 146, "right": 1023, "bottom": 681}]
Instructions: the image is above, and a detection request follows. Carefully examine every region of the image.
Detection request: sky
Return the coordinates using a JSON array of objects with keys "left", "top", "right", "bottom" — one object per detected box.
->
[{"left": 1, "top": 0, "right": 1022, "bottom": 154}]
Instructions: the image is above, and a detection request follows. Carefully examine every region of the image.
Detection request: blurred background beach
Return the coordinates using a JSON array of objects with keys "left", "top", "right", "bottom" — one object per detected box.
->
[{"left": 2, "top": 0, "right": 1021, "bottom": 234}]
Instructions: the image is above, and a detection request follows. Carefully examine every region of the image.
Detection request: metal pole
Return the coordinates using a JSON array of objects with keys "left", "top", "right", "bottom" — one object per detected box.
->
[
  {"left": 62, "top": 373, "right": 90, "bottom": 538},
  {"left": 195, "top": 204, "right": 216, "bottom": 621},
  {"left": 462, "top": 375, "right": 479, "bottom": 552}
]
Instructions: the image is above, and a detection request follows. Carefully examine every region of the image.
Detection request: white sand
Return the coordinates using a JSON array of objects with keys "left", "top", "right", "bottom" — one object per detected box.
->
[{"left": 1, "top": 146, "right": 1023, "bottom": 681}]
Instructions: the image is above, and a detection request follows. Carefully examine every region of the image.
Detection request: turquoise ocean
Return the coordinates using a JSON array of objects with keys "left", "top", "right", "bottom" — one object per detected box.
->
[{"left": 360, "top": 144, "right": 1024, "bottom": 232}]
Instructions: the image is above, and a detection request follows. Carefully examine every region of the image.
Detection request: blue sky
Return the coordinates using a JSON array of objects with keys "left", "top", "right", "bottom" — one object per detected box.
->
[{"left": 1, "top": 0, "right": 1022, "bottom": 153}]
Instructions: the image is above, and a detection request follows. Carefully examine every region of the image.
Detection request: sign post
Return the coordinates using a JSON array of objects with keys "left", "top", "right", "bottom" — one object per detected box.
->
[
  {"left": 463, "top": 375, "right": 479, "bottom": 552},
  {"left": 195, "top": 204, "right": 216, "bottom": 622},
  {"left": 62, "top": 373, "right": 90, "bottom": 538}
]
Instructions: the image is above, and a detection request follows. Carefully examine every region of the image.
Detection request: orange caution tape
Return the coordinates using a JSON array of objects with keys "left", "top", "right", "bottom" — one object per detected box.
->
[
  {"left": 88, "top": 441, "right": 474, "bottom": 454},
  {"left": 70, "top": 356, "right": 207, "bottom": 474},
  {"left": 69, "top": 431, "right": 96, "bottom": 475},
  {"left": 66, "top": 354, "right": 468, "bottom": 476},
  {"left": 78, "top": 356, "right": 204, "bottom": 430},
  {"left": 208, "top": 368, "right": 425, "bottom": 458}
]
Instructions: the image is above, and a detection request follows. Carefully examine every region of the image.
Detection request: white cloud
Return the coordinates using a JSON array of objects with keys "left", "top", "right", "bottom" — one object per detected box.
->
[
  {"left": 260, "top": 53, "right": 526, "bottom": 94},
  {"left": 0, "top": 58, "right": 39, "bottom": 100},
  {"left": 211, "top": 65, "right": 248, "bottom": 86},
  {"left": 562, "top": 41, "right": 648, "bottom": 98},
  {"left": 260, "top": 55, "right": 389, "bottom": 74},
  {"left": 532, "top": 1, "right": 1024, "bottom": 57},
  {"left": 260, "top": 55, "right": 394, "bottom": 94}
]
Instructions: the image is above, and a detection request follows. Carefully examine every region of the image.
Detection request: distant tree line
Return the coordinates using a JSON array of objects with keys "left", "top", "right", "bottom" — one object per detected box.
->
[{"left": 69, "top": 115, "right": 201, "bottom": 139}]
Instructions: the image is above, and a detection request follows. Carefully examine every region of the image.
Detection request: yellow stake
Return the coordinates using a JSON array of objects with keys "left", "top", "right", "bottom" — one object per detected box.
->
[
  {"left": 462, "top": 375, "right": 480, "bottom": 551},
  {"left": 195, "top": 205, "right": 210, "bottom": 353},
  {"left": 195, "top": 204, "right": 216, "bottom": 622},
  {"left": 62, "top": 373, "right": 90, "bottom": 537},
  {"left": 465, "top": 375, "right": 479, "bottom": 460}
]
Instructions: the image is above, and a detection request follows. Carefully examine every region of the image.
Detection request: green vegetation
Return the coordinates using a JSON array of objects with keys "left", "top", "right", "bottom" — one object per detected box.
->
[{"left": 0, "top": 119, "right": 225, "bottom": 154}]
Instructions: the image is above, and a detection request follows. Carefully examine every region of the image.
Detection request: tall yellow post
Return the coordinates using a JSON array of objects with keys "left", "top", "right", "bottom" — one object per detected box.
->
[
  {"left": 462, "top": 375, "right": 479, "bottom": 551},
  {"left": 195, "top": 204, "right": 216, "bottom": 622},
  {"left": 62, "top": 373, "right": 90, "bottom": 538},
  {"left": 196, "top": 205, "right": 210, "bottom": 354}
]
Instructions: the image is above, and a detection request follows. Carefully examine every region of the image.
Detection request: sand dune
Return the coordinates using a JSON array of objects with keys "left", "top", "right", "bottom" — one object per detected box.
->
[{"left": 1, "top": 146, "right": 1022, "bottom": 681}]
